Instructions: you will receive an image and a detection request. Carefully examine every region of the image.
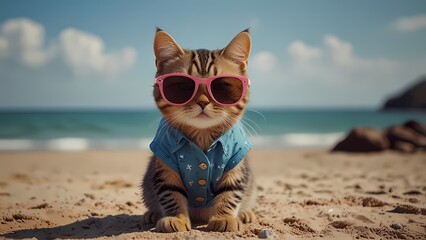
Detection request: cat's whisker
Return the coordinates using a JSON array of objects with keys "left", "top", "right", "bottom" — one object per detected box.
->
[
  {"left": 246, "top": 109, "right": 266, "bottom": 122},
  {"left": 241, "top": 118, "right": 258, "bottom": 134},
  {"left": 240, "top": 119, "right": 258, "bottom": 139},
  {"left": 243, "top": 116, "right": 262, "bottom": 131}
]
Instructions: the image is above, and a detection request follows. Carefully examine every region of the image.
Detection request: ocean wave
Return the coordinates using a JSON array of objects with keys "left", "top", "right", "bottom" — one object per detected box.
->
[
  {"left": 250, "top": 132, "right": 345, "bottom": 148},
  {"left": 0, "top": 132, "right": 345, "bottom": 151},
  {"left": 0, "top": 138, "right": 151, "bottom": 151}
]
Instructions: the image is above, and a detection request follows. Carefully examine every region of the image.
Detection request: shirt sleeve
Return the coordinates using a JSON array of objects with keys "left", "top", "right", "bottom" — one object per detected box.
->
[
  {"left": 149, "top": 120, "right": 180, "bottom": 173},
  {"left": 224, "top": 140, "right": 252, "bottom": 172}
]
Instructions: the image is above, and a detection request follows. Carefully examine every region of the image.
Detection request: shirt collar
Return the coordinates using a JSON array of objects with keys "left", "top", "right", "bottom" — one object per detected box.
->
[
  {"left": 158, "top": 118, "right": 187, "bottom": 153},
  {"left": 210, "top": 124, "right": 237, "bottom": 156},
  {"left": 160, "top": 118, "right": 239, "bottom": 155}
]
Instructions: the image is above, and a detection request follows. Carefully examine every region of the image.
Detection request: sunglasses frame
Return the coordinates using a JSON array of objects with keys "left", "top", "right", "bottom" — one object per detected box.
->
[{"left": 155, "top": 73, "right": 250, "bottom": 106}]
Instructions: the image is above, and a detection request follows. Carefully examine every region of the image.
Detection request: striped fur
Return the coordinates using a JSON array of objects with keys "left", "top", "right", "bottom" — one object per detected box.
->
[{"left": 142, "top": 29, "right": 256, "bottom": 232}]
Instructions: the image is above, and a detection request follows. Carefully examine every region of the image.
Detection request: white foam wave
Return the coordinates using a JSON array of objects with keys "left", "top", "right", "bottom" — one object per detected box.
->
[
  {"left": 0, "top": 132, "right": 345, "bottom": 151},
  {"left": 0, "top": 138, "right": 151, "bottom": 151},
  {"left": 250, "top": 132, "right": 345, "bottom": 148},
  {"left": 47, "top": 138, "right": 90, "bottom": 151},
  {"left": 0, "top": 139, "right": 35, "bottom": 151}
]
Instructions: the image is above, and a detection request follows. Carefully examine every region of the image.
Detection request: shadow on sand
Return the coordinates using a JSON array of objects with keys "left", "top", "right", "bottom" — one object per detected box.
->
[{"left": 2, "top": 214, "right": 153, "bottom": 239}]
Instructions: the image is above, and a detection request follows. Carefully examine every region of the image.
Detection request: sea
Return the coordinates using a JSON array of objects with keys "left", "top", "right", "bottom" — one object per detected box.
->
[{"left": 0, "top": 109, "right": 425, "bottom": 151}]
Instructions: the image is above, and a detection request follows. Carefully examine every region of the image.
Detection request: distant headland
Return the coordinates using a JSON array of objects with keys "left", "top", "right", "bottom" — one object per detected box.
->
[{"left": 382, "top": 77, "right": 426, "bottom": 111}]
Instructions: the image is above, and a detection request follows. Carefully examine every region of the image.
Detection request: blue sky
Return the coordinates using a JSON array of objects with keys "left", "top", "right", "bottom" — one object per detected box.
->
[{"left": 1, "top": 0, "right": 425, "bottom": 109}]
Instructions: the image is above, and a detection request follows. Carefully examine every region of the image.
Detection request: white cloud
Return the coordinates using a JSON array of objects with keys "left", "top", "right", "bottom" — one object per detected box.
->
[
  {"left": 288, "top": 35, "right": 399, "bottom": 81},
  {"left": 0, "top": 37, "right": 8, "bottom": 52},
  {"left": 59, "top": 28, "right": 137, "bottom": 75},
  {"left": 324, "top": 35, "right": 354, "bottom": 66},
  {"left": 288, "top": 40, "right": 322, "bottom": 62},
  {"left": 323, "top": 35, "right": 398, "bottom": 72},
  {"left": 0, "top": 18, "right": 137, "bottom": 76},
  {"left": 0, "top": 18, "right": 52, "bottom": 67},
  {"left": 287, "top": 41, "right": 322, "bottom": 76},
  {"left": 249, "top": 34, "right": 420, "bottom": 108},
  {"left": 393, "top": 14, "right": 426, "bottom": 32},
  {"left": 251, "top": 51, "right": 278, "bottom": 71}
]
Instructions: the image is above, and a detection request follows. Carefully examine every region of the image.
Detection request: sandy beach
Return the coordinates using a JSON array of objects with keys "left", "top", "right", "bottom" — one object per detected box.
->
[{"left": 0, "top": 149, "right": 425, "bottom": 239}]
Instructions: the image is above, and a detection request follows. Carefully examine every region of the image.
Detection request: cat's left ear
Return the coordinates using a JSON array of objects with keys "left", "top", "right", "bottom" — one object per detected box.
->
[{"left": 221, "top": 29, "right": 251, "bottom": 70}]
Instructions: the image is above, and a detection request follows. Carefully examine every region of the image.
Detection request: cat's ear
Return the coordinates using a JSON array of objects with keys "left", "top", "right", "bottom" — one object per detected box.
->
[
  {"left": 221, "top": 29, "right": 251, "bottom": 69},
  {"left": 154, "top": 28, "right": 184, "bottom": 69}
]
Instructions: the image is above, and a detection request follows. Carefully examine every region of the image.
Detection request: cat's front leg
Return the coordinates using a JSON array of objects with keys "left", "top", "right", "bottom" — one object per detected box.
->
[
  {"left": 207, "top": 161, "right": 248, "bottom": 232},
  {"left": 153, "top": 158, "right": 191, "bottom": 233}
]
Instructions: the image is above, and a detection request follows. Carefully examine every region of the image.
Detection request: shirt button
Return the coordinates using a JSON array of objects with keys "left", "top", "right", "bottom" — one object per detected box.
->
[
  {"left": 195, "top": 197, "right": 205, "bottom": 202},
  {"left": 199, "top": 163, "right": 207, "bottom": 170},
  {"left": 198, "top": 179, "right": 206, "bottom": 186}
]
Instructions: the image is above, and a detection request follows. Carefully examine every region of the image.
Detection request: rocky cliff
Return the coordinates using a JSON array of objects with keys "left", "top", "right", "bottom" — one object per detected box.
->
[{"left": 382, "top": 78, "right": 426, "bottom": 111}]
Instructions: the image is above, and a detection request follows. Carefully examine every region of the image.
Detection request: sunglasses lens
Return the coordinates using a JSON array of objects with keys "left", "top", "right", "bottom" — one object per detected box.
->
[
  {"left": 211, "top": 77, "right": 243, "bottom": 104},
  {"left": 163, "top": 76, "right": 195, "bottom": 104}
]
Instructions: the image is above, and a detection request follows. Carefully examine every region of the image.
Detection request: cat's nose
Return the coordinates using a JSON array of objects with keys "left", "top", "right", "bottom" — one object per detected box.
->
[{"left": 197, "top": 101, "right": 210, "bottom": 110}]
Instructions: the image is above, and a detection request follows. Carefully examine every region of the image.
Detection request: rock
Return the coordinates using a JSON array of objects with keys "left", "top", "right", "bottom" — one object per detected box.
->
[
  {"left": 362, "top": 197, "right": 387, "bottom": 207},
  {"left": 29, "top": 203, "right": 49, "bottom": 209},
  {"left": 389, "top": 204, "right": 421, "bottom": 214},
  {"left": 332, "top": 127, "right": 389, "bottom": 152},
  {"left": 382, "top": 78, "right": 426, "bottom": 110},
  {"left": 393, "top": 141, "right": 415, "bottom": 153},
  {"left": 330, "top": 220, "right": 354, "bottom": 229},
  {"left": 390, "top": 223, "right": 403, "bottom": 230},
  {"left": 403, "top": 190, "right": 422, "bottom": 195},
  {"left": 330, "top": 119, "right": 426, "bottom": 153},
  {"left": 258, "top": 229, "right": 272, "bottom": 238},
  {"left": 404, "top": 120, "right": 426, "bottom": 136},
  {"left": 386, "top": 125, "right": 426, "bottom": 150}
]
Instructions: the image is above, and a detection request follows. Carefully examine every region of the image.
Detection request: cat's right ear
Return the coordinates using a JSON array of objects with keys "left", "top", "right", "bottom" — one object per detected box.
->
[
  {"left": 221, "top": 29, "right": 251, "bottom": 70},
  {"left": 154, "top": 28, "right": 184, "bottom": 69}
]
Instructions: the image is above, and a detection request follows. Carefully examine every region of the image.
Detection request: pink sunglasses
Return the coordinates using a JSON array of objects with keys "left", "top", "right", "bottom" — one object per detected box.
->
[{"left": 155, "top": 73, "right": 250, "bottom": 106}]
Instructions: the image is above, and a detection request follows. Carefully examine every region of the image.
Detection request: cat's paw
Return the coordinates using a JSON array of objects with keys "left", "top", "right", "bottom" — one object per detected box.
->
[
  {"left": 207, "top": 216, "right": 242, "bottom": 232},
  {"left": 155, "top": 216, "right": 191, "bottom": 233},
  {"left": 239, "top": 210, "right": 256, "bottom": 223},
  {"left": 142, "top": 211, "right": 160, "bottom": 225}
]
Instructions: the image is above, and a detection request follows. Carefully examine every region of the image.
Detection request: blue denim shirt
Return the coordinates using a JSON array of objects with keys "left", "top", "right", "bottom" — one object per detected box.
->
[{"left": 150, "top": 118, "right": 252, "bottom": 208}]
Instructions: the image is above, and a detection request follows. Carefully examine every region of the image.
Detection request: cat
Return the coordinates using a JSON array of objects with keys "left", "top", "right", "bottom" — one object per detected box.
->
[{"left": 141, "top": 28, "right": 256, "bottom": 233}]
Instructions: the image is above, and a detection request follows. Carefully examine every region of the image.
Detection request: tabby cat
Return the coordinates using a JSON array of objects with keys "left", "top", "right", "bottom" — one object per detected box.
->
[{"left": 141, "top": 28, "right": 256, "bottom": 233}]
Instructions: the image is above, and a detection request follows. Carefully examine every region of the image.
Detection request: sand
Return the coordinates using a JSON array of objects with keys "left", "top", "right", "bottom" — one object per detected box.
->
[{"left": 0, "top": 149, "right": 425, "bottom": 239}]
